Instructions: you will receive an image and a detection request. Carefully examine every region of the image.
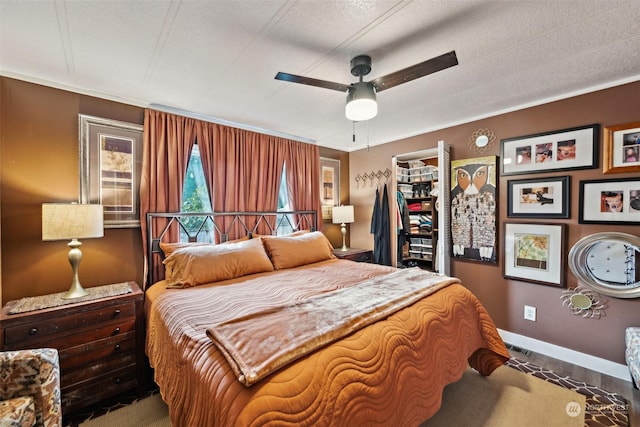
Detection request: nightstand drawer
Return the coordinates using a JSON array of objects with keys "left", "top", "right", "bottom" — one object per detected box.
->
[
  {"left": 59, "top": 331, "right": 136, "bottom": 371},
  {"left": 62, "top": 364, "right": 138, "bottom": 413},
  {"left": 3, "top": 302, "right": 135, "bottom": 347},
  {"left": 62, "top": 352, "right": 137, "bottom": 388},
  {"left": 333, "top": 248, "right": 373, "bottom": 263}
]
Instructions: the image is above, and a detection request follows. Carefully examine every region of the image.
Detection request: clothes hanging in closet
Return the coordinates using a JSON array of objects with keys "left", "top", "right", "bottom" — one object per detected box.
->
[{"left": 396, "top": 191, "right": 410, "bottom": 264}]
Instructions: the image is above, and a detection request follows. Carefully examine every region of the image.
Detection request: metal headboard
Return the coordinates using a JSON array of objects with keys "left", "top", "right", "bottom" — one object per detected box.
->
[{"left": 146, "top": 211, "right": 317, "bottom": 287}]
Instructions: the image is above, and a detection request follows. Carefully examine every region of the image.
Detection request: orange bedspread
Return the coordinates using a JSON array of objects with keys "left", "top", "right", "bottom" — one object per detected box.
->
[{"left": 145, "top": 259, "right": 509, "bottom": 426}]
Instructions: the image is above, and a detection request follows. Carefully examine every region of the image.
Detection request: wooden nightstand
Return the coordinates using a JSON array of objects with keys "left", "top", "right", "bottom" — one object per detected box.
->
[
  {"left": 0, "top": 282, "right": 145, "bottom": 414},
  {"left": 333, "top": 247, "right": 373, "bottom": 263}
]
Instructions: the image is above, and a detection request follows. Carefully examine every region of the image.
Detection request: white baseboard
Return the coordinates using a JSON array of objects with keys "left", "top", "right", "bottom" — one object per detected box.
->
[{"left": 498, "top": 329, "right": 631, "bottom": 382}]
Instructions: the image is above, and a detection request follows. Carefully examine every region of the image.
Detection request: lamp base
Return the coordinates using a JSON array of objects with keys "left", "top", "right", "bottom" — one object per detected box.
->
[
  {"left": 63, "top": 239, "right": 89, "bottom": 299},
  {"left": 340, "top": 223, "right": 349, "bottom": 251}
]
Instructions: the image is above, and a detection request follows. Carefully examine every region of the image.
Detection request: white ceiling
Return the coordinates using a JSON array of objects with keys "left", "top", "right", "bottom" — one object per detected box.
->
[{"left": 1, "top": 1, "right": 639, "bottom": 152}]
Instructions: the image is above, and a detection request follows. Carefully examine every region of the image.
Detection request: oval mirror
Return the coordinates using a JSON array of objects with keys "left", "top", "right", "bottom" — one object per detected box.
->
[
  {"left": 475, "top": 135, "right": 489, "bottom": 148},
  {"left": 568, "top": 232, "right": 640, "bottom": 298},
  {"left": 570, "top": 293, "right": 592, "bottom": 309}
]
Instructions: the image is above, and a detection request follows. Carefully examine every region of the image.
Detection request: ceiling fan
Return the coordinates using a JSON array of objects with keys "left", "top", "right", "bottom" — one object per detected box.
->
[{"left": 275, "top": 51, "right": 458, "bottom": 121}]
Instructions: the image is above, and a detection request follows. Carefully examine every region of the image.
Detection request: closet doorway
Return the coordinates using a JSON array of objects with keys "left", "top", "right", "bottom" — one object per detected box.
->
[{"left": 391, "top": 141, "right": 450, "bottom": 275}]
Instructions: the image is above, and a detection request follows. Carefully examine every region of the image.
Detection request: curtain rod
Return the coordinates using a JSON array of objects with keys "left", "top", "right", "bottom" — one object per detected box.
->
[{"left": 148, "top": 104, "right": 316, "bottom": 145}]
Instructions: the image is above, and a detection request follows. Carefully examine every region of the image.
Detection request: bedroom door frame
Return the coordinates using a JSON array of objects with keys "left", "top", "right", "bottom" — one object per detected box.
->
[{"left": 391, "top": 140, "right": 451, "bottom": 275}]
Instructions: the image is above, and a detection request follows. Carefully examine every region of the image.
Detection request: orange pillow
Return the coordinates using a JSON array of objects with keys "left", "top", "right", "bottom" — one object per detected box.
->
[
  {"left": 262, "top": 231, "right": 335, "bottom": 270},
  {"left": 163, "top": 237, "right": 274, "bottom": 288}
]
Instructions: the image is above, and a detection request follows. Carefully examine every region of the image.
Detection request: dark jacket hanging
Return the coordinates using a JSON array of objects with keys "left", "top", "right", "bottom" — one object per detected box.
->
[
  {"left": 380, "top": 183, "right": 392, "bottom": 266},
  {"left": 370, "top": 187, "right": 382, "bottom": 264}
]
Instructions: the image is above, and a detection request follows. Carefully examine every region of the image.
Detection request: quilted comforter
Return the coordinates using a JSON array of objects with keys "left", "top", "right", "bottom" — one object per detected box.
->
[{"left": 145, "top": 259, "right": 509, "bottom": 426}]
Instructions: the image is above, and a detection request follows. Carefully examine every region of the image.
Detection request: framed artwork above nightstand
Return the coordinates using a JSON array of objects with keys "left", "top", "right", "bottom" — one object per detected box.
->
[{"left": 333, "top": 248, "right": 373, "bottom": 263}]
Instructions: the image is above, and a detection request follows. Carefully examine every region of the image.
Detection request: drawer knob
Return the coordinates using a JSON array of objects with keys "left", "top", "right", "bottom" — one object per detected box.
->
[
  {"left": 114, "top": 344, "right": 121, "bottom": 351},
  {"left": 113, "top": 377, "right": 122, "bottom": 385},
  {"left": 113, "top": 309, "right": 121, "bottom": 316},
  {"left": 113, "top": 327, "right": 121, "bottom": 335},
  {"left": 28, "top": 327, "right": 38, "bottom": 335}
]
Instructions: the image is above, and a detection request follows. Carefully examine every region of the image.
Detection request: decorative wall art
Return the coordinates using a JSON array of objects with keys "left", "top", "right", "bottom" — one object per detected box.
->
[
  {"left": 503, "top": 222, "right": 566, "bottom": 287},
  {"left": 500, "top": 123, "right": 599, "bottom": 176},
  {"left": 602, "top": 121, "right": 640, "bottom": 174},
  {"left": 320, "top": 157, "right": 340, "bottom": 220},
  {"left": 450, "top": 155, "right": 497, "bottom": 264},
  {"left": 79, "top": 114, "right": 143, "bottom": 228},
  {"left": 579, "top": 177, "right": 640, "bottom": 224},
  {"left": 507, "top": 176, "right": 570, "bottom": 218}
]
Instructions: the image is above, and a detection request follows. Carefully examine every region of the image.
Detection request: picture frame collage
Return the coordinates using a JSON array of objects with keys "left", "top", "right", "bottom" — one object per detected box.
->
[{"left": 453, "top": 121, "right": 639, "bottom": 288}]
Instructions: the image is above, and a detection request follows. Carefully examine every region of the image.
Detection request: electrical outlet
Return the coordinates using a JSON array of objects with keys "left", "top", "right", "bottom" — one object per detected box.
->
[{"left": 524, "top": 305, "right": 537, "bottom": 321}]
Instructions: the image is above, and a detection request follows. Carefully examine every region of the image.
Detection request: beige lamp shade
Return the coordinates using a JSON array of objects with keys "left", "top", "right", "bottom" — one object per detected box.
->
[
  {"left": 332, "top": 205, "right": 354, "bottom": 224},
  {"left": 42, "top": 203, "right": 104, "bottom": 241}
]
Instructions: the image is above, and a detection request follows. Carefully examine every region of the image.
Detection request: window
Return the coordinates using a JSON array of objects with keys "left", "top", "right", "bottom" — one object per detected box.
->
[
  {"left": 181, "top": 144, "right": 212, "bottom": 240},
  {"left": 180, "top": 148, "right": 293, "bottom": 236},
  {"left": 276, "top": 165, "right": 294, "bottom": 235}
]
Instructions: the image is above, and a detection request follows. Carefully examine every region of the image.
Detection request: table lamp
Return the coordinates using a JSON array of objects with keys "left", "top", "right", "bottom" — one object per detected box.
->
[
  {"left": 42, "top": 203, "right": 104, "bottom": 299},
  {"left": 332, "top": 205, "right": 354, "bottom": 251}
]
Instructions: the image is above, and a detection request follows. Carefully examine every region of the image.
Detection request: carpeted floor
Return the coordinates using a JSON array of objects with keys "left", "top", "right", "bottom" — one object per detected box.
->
[{"left": 64, "top": 358, "right": 630, "bottom": 427}]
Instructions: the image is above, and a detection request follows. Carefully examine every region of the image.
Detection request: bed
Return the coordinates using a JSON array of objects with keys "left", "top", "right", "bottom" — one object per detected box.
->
[{"left": 144, "top": 211, "right": 510, "bottom": 426}]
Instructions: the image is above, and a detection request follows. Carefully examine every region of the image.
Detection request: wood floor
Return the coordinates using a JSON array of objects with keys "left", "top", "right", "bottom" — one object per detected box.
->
[{"left": 508, "top": 347, "right": 639, "bottom": 426}]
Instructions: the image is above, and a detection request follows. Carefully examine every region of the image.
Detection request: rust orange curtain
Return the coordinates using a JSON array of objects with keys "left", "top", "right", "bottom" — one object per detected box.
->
[
  {"left": 285, "top": 140, "right": 323, "bottom": 231},
  {"left": 139, "top": 110, "right": 197, "bottom": 287},
  {"left": 209, "top": 126, "right": 286, "bottom": 236}
]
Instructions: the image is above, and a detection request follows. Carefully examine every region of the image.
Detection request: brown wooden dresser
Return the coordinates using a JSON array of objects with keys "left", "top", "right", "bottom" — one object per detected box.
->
[{"left": 0, "top": 282, "right": 145, "bottom": 414}]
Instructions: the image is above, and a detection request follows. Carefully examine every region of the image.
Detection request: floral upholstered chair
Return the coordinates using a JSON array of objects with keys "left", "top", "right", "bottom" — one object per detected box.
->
[{"left": 0, "top": 348, "right": 62, "bottom": 427}]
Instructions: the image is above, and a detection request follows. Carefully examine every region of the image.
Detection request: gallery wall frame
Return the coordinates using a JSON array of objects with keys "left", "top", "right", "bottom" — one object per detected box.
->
[
  {"left": 500, "top": 123, "right": 599, "bottom": 176},
  {"left": 79, "top": 114, "right": 143, "bottom": 228},
  {"left": 602, "top": 121, "right": 640, "bottom": 174},
  {"left": 503, "top": 222, "right": 566, "bottom": 288},
  {"left": 320, "top": 157, "right": 340, "bottom": 220},
  {"left": 578, "top": 177, "right": 640, "bottom": 224},
  {"left": 507, "top": 176, "right": 570, "bottom": 219},
  {"left": 450, "top": 155, "right": 497, "bottom": 264}
]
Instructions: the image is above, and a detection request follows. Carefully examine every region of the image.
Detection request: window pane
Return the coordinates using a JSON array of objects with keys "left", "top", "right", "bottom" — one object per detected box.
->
[
  {"left": 277, "top": 165, "right": 294, "bottom": 234},
  {"left": 181, "top": 144, "right": 213, "bottom": 241}
]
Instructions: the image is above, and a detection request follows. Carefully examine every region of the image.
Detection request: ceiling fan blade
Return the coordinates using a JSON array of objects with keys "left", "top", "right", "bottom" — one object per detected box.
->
[
  {"left": 370, "top": 51, "right": 458, "bottom": 92},
  {"left": 275, "top": 72, "right": 350, "bottom": 92}
]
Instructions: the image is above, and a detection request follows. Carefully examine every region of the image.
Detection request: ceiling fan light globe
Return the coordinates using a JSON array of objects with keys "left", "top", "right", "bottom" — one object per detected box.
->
[
  {"left": 345, "top": 82, "right": 377, "bottom": 121},
  {"left": 346, "top": 99, "right": 377, "bottom": 121}
]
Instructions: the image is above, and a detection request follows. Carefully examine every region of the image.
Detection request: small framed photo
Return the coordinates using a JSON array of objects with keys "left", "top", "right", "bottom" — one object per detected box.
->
[
  {"left": 79, "top": 114, "right": 143, "bottom": 228},
  {"left": 507, "top": 176, "right": 570, "bottom": 218},
  {"left": 503, "top": 222, "right": 566, "bottom": 287},
  {"left": 500, "top": 124, "right": 599, "bottom": 176},
  {"left": 579, "top": 177, "right": 640, "bottom": 224},
  {"left": 320, "top": 157, "right": 340, "bottom": 220},
  {"left": 602, "top": 121, "right": 640, "bottom": 174}
]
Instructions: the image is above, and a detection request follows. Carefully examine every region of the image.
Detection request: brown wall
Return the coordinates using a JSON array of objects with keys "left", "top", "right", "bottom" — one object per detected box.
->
[
  {"left": 1, "top": 77, "right": 144, "bottom": 303},
  {"left": 349, "top": 81, "right": 640, "bottom": 364}
]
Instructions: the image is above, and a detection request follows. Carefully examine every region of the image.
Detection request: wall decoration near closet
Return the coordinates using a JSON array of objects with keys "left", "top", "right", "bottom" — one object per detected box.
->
[{"left": 451, "top": 155, "right": 497, "bottom": 264}]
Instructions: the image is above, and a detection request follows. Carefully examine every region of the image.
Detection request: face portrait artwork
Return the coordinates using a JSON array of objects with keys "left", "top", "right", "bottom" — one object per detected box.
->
[
  {"left": 557, "top": 139, "right": 576, "bottom": 161},
  {"left": 450, "top": 156, "right": 497, "bottom": 263},
  {"left": 601, "top": 191, "right": 623, "bottom": 213}
]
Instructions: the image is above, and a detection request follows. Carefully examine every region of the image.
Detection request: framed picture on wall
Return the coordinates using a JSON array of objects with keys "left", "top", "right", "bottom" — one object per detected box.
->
[
  {"left": 579, "top": 177, "right": 640, "bottom": 224},
  {"left": 450, "top": 155, "right": 497, "bottom": 264},
  {"left": 602, "top": 121, "right": 640, "bottom": 174},
  {"left": 320, "top": 157, "right": 340, "bottom": 220},
  {"left": 79, "top": 114, "right": 143, "bottom": 228},
  {"left": 503, "top": 222, "right": 566, "bottom": 287},
  {"left": 500, "top": 123, "right": 599, "bottom": 176},
  {"left": 507, "top": 176, "right": 570, "bottom": 218}
]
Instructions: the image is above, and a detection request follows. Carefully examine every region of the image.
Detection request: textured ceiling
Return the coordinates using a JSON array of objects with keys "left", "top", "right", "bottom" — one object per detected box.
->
[{"left": 1, "top": 0, "right": 639, "bottom": 151}]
